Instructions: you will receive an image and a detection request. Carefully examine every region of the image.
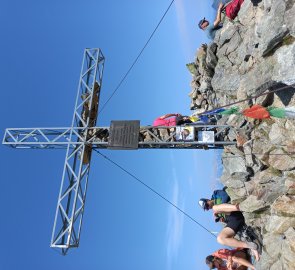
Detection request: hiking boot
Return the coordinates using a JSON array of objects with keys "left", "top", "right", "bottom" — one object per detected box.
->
[
  {"left": 246, "top": 240, "right": 262, "bottom": 255},
  {"left": 253, "top": 238, "right": 263, "bottom": 255}
]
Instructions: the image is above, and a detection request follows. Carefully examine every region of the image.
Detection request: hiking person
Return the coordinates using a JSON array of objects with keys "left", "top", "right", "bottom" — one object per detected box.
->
[
  {"left": 153, "top": 114, "right": 193, "bottom": 127},
  {"left": 205, "top": 248, "right": 255, "bottom": 270},
  {"left": 198, "top": 191, "right": 261, "bottom": 261},
  {"left": 198, "top": 0, "right": 244, "bottom": 40}
]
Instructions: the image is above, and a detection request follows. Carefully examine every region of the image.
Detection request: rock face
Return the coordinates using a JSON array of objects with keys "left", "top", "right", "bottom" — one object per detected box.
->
[{"left": 188, "top": 1, "right": 295, "bottom": 269}]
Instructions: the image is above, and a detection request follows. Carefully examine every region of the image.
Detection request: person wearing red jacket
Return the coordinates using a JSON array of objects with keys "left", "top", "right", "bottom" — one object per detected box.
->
[{"left": 205, "top": 248, "right": 255, "bottom": 270}]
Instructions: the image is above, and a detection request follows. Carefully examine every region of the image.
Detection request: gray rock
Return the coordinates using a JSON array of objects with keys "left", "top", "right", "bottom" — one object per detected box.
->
[
  {"left": 265, "top": 215, "right": 295, "bottom": 234},
  {"left": 251, "top": 167, "right": 282, "bottom": 184},
  {"left": 225, "top": 186, "right": 247, "bottom": 203},
  {"left": 268, "top": 148, "right": 295, "bottom": 171},
  {"left": 271, "top": 195, "right": 295, "bottom": 217},
  {"left": 282, "top": 227, "right": 295, "bottom": 269},
  {"left": 273, "top": 42, "right": 295, "bottom": 84},
  {"left": 239, "top": 195, "right": 268, "bottom": 212},
  {"left": 263, "top": 233, "right": 284, "bottom": 261},
  {"left": 270, "top": 260, "right": 284, "bottom": 270},
  {"left": 206, "top": 43, "right": 218, "bottom": 71},
  {"left": 256, "top": 0, "right": 289, "bottom": 56},
  {"left": 254, "top": 251, "right": 275, "bottom": 270},
  {"left": 222, "top": 148, "right": 249, "bottom": 177},
  {"left": 190, "top": 79, "right": 200, "bottom": 90},
  {"left": 238, "top": 0, "right": 257, "bottom": 26},
  {"left": 285, "top": 3, "right": 295, "bottom": 36},
  {"left": 211, "top": 66, "right": 241, "bottom": 95},
  {"left": 225, "top": 30, "right": 242, "bottom": 55},
  {"left": 226, "top": 114, "right": 247, "bottom": 128},
  {"left": 239, "top": 57, "right": 275, "bottom": 96},
  {"left": 220, "top": 173, "right": 246, "bottom": 189},
  {"left": 217, "top": 23, "right": 239, "bottom": 48},
  {"left": 285, "top": 173, "right": 295, "bottom": 195},
  {"left": 199, "top": 79, "right": 212, "bottom": 93}
]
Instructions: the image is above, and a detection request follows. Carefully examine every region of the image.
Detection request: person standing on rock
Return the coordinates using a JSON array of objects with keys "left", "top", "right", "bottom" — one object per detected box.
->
[
  {"left": 198, "top": 0, "right": 244, "bottom": 40},
  {"left": 198, "top": 196, "right": 261, "bottom": 261}
]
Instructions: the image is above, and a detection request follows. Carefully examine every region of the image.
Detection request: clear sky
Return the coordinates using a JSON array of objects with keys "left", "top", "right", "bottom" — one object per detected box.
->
[{"left": 0, "top": 1, "right": 225, "bottom": 269}]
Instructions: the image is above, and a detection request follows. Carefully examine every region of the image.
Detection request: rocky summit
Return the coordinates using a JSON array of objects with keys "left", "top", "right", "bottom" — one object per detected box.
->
[{"left": 188, "top": 0, "right": 295, "bottom": 269}]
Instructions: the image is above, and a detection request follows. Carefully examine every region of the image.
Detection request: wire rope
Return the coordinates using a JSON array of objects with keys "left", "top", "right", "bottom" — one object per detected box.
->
[
  {"left": 93, "top": 148, "right": 217, "bottom": 238},
  {"left": 99, "top": 0, "right": 176, "bottom": 114}
]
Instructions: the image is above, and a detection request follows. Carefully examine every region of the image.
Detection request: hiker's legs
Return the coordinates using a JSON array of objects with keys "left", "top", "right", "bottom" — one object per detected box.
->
[
  {"left": 217, "top": 227, "right": 248, "bottom": 248},
  {"left": 217, "top": 227, "right": 260, "bottom": 261},
  {"left": 225, "top": 0, "right": 244, "bottom": 20},
  {"left": 233, "top": 251, "right": 255, "bottom": 270},
  {"left": 213, "top": 203, "right": 239, "bottom": 214}
]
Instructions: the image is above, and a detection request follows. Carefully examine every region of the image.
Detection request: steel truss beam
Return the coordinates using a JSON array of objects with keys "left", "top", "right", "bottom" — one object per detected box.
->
[
  {"left": 3, "top": 125, "right": 235, "bottom": 150},
  {"left": 50, "top": 48, "right": 104, "bottom": 254}
]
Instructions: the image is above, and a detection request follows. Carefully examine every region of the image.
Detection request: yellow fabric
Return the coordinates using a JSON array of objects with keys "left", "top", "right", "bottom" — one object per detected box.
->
[{"left": 189, "top": 116, "right": 199, "bottom": 122}]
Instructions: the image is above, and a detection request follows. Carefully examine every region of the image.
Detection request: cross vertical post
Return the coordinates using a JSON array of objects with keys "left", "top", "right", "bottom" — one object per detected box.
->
[{"left": 50, "top": 48, "right": 105, "bottom": 254}]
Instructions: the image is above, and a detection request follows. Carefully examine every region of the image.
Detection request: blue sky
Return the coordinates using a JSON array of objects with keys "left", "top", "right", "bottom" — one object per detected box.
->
[{"left": 0, "top": 1, "right": 225, "bottom": 269}]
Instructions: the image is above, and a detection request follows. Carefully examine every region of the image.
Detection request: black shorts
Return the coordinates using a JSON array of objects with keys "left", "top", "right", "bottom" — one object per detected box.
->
[{"left": 225, "top": 211, "right": 245, "bottom": 234}]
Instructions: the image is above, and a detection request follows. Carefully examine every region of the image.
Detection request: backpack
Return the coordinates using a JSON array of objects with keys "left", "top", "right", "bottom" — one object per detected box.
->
[{"left": 211, "top": 189, "right": 231, "bottom": 205}]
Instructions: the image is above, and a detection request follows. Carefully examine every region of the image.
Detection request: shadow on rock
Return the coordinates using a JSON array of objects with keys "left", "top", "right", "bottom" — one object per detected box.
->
[
  {"left": 271, "top": 82, "right": 295, "bottom": 106},
  {"left": 250, "top": 0, "right": 262, "bottom": 6}
]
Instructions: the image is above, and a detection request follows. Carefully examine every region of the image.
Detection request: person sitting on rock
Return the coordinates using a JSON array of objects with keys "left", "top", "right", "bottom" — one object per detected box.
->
[
  {"left": 198, "top": 195, "right": 261, "bottom": 261},
  {"left": 198, "top": 0, "right": 244, "bottom": 40},
  {"left": 153, "top": 114, "right": 193, "bottom": 127},
  {"left": 205, "top": 248, "right": 255, "bottom": 270}
]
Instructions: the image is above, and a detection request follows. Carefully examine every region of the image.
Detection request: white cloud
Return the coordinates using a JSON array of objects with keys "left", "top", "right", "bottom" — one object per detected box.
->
[
  {"left": 188, "top": 175, "right": 193, "bottom": 189},
  {"left": 166, "top": 167, "right": 185, "bottom": 270},
  {"left": 174, "top": 0, "right": 194, "bottom": 61}
]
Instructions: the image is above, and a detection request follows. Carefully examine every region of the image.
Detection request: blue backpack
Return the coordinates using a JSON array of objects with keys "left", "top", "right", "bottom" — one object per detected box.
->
[{"left": 211, "top": 189, "right": 231, "bottom": 205}]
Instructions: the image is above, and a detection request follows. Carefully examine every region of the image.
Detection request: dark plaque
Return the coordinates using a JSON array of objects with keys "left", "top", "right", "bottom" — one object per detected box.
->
[{"left": 108, "top": 120, "right": 140, "bottom": 150}]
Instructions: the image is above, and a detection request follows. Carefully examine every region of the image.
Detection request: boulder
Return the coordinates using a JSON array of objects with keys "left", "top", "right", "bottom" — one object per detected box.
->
[
  {"left": 265, "top": 215, "right": 295, "bottom": 234},
  {"left": 206, "top": 43, "right": 218, "bottom": 71},
  {"left": 256, "top": 0, "right": 289, "bottom": 56},
  {"left": 284, "top": 171, "right": 295, "bottom": 195},
  {"left": 222, "top": 152, "right": 249, "bottom": 177},
  {"left": 225, "top": 186, "right": 247, "bottom": 203},
  {"left": 263, "top": 233, "right": 284, "bottom": 260},
  {"left": 268, "top": 148, "right": 295, "bottom": 171},
  {"left": 271, "top": 195, "right": 295, "bottom": 217},
  {"left": 239, "top": 195, "right": 268, "bottom": 212},
  {"left": 282, "top": 227, "right": 295, "bottom": 269},
  {"left": 220, "top": 173, "right": 246, "bottom": 189},
  {"left": 270, "top": 260, "right": 284, "bottom": 270},
  {"left": 273, "top": 42, "right": 295, "bottom": 84}
]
